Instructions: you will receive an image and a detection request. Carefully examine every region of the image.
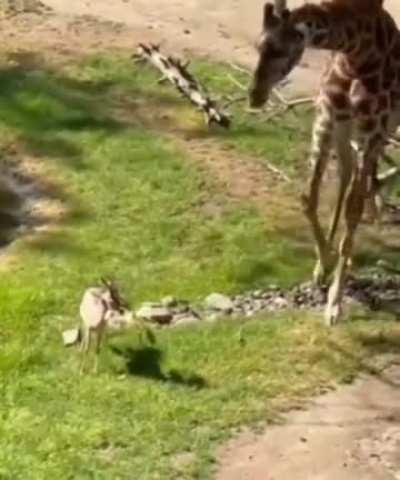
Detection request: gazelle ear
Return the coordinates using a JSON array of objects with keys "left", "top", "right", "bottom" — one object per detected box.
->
[{"left": 100, "top": 276, "right": 114, "bottom": 290}]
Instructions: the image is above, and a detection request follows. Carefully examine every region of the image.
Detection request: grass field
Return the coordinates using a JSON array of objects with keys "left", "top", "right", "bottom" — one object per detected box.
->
[{"left": 1, "top": 52, "right": 400, "bottom": 479}]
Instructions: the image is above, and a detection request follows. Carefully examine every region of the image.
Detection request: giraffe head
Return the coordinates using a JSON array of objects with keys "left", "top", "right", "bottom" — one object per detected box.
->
[
  {"left": 249, "top": 0, "right": 387, "bottom": 108},
  {"left": 249, "top": 3, "right": 306, "bottom": 108}
]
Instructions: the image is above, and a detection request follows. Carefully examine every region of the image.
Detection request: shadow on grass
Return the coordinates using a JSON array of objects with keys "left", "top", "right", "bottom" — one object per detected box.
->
[
  {"left": 0, "top": 51, "right": 187, "bottom": 168},
  {"left": 0, "top": 62, "right": 120, "bottom": 168},
  {"left": 328, "top": 333, "right": 400, "bottom": 389},
  {"left": 111, "top": 346, "right": 207, "bottom": 389},
  {"left": 0, "top": 51, "right": 186, "bottom": 255}
]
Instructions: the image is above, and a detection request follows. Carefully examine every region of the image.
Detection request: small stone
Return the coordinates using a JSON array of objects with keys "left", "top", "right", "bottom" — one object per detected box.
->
[
  {"left": 172, "top": 314, "right": 200, "bottom": 327},
  {"left": 205, "top": 293, "right": 234, "bottom": 313},
  {"left": 136, "top": 305, "right": 173, "bottom": 324},
  {"left": 252, "top": 290, "right": 263, "bottom": 299},
  {"left": 161, "top": 295, "right": 178, "bottom": 308},
  {"left": 252, "top": 300, "right": 264, "bottom": 312},
  {"left": 172, "top": 452, "right": 196, "bottom": 471},
  {"left": 63, "top": 328, "right": 80, "bottom": 347},
  {"left": 206, "top": 313, "right": 220, "bottom": 323},
  {"left": 273, "top": 296, "right": 289, "bottom": 309}
]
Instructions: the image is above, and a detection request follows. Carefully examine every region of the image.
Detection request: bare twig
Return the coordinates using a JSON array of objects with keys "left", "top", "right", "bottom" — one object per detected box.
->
[
  {"left": 250, "top": 96, "right": 314, "bottom": 123},
  {"left": 222, "top": 94, "right": 247, "bottom": 109},
  {"left": 286, "top": 96, "right": 314, "bottom": 107},
  {"left": 263, "top": 161, "right": 292, "bottom": 183},
  {"left": 135, "top": 43, "right": 230, "bottom": 128},
  {"left": 227, "top": 73, "right": 247, "bottom": 91},
  {"left": 227, "top": 61, "right": 252, "bottom": 77},
  {"left": 388, "top": 136, "right": 400, "bottom": 148},
  {"left": 271, "top": 88, "right": 288, "bottom": 105}
]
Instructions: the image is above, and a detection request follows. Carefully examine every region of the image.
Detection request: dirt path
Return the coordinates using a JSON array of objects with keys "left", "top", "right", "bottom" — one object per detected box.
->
[
  {"left": 41, "top": 0, "right": 400, "bottom": 97},
  {"left": 3, "top": 2, "right": 400, "bottom": 479},
  {"left": 217, "top": 364, "right": 400, "bottom": 480}
]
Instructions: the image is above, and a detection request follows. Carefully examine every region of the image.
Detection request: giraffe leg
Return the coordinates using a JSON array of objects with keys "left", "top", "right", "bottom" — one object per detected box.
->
[
  {"left": 328, "top": 121, "right": 354, "bottom": 246},
  {"left": 325, "top": 132, "right": 383, "bottom": 325},
  {"left": 363, "top": 157, "right": 381, "bottom": 224},
  {"left": 325, "top": 173, "right": 366, "bottom": 325},
  {"left": 301, "top": 105, "right": 334, "bottom": 285}
]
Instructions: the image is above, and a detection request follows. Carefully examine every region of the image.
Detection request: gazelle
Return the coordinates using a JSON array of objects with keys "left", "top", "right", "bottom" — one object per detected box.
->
[{"left": 79, "top": 278, "right": 134, "bottom": 373}]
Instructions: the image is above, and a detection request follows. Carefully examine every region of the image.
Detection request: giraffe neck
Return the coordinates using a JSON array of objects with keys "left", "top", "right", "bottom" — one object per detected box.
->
[{"left": 290, "top": 2, "right": 397, "bottom": 59}]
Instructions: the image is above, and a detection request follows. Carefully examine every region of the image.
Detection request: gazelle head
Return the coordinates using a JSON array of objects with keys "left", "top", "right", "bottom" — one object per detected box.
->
[
  {"left": 100, "top": 277, "right": 135, "bottom": 329},
  {"left": 249, "top": 2, "right": 306, "bottom": 108},
  {"left": 101, "top": 277, "right": 130, "bottom": 313}
]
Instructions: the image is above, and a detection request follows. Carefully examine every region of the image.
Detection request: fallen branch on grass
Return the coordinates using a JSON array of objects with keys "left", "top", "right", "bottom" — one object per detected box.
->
[
  {"left": 263, "top": 160, "right": 292, "bottom": 183},
  {"left": 227, "top": 61, "right": 252, "bottom": 77},
  {"left": 135, "top": 43, "right": 231, "bottom": 128}
]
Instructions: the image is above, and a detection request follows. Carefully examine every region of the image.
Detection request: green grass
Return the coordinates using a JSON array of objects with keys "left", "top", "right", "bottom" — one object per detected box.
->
[
  {"left": 0, "top": 51, "right": 399, "bottom": 479},
  {"left": 3, "top": 314, "right": 400, "bottom": 480},
  {"left": 69, "top": 55, "right": 313, "bottom": 175}
]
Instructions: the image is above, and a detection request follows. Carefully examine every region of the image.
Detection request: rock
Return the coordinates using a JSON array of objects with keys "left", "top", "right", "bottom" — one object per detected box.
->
[
  {"left": 273, "top": 296, "right": 289, "bottom": 309},
  {"left": 252, "top": 299, "right": 265, "bottom": 312},
  {"left": 205, "top": 293, "right": 234, "bottom": 313},
  {"left": 172, "top": 313, "right": 201, "bottom": 327},
  {"left": 136, "top": 305, "right": 173, "bottom": 325},
  {"left": 262, "top": 292, "right": 273, "bottom": 300},
  {"left": 252, "top": 290, "right": 263, "bottom": 299},
  {"left": 161, "top": 295, "right": 178, "bottom": 308},
  {"left": 205, "top": 313, "right": 220, "bottom": 323},
  {"left": 172, "top": 452, "right": 196, "bottom": 471},
  {"left": 62, "top": 328, "right": 80, "bottom": 347}
]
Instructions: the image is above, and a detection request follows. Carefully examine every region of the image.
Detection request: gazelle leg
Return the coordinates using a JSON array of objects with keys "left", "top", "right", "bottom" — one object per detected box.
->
[
  {"left": 79, "top": 327, "right": 92, "bottom": 374},
  {"left": 301, "top": 104, "right": 334, "bottom": 284},
  {"left": 93, "top": 325, "right": 105, "bottom": 374}
]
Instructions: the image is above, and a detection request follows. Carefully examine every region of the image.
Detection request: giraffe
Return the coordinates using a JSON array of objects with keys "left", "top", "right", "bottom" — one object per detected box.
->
[{"left": 249, "top": 0, "right": 400, "bottom": 325}]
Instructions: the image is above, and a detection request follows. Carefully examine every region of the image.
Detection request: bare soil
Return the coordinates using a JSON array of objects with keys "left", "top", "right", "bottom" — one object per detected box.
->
[
  {"left": 217, "top": 364, "right": 400, "bottom": 480},
  {"left": 4, "top": 1, "right": 400, "bottom": 479}
]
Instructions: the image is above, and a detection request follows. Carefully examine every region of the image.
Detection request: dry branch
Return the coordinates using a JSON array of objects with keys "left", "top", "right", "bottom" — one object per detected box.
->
[
  {"left": 227, "top": 73, "right": 247, "bottom": 91},
  {"left": 222, "top": 94, "right": 247, "bottom": 109},
  {"left": 135, "top": 43, "right": 230, "bottom": 128},
  {"left": 227, "top": 62, "right": 252, "bottom": 77}
]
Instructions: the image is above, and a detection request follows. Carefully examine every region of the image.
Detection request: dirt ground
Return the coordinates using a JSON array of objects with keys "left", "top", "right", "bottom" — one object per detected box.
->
[
  {"left": 217, "top": 365, "right": 400, "bottom": 480},
  {"left": 42, "top": 0, "right": 400, "bottom": 95},
  {"left": 4, "top": 1, "right": 400, "bottom": 479}
]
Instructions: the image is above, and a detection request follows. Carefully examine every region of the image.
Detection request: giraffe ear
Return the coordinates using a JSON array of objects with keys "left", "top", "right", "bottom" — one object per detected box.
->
[
  {"left": 274, "top": 0, "right": 287, "bottom": 16},
  {"left": 281, "top": 8, "right": 290, "bottom": 21}
]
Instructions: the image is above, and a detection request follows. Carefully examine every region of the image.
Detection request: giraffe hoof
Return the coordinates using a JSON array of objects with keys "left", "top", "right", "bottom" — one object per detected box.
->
[
  {"left": 313, "top": 260, "right": 332, "bottom": 287},
  {"left": 313, "top": 266, "right": 327, "bottom": 287},
  {"left": 300, "top": 193, "right": 310, "bottom": 214},
  {"left": 324, "top": 303, "right": 342, "bottom": 327}
]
